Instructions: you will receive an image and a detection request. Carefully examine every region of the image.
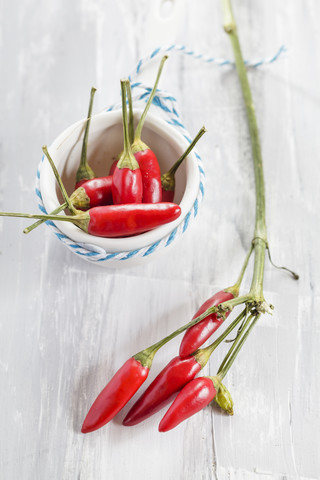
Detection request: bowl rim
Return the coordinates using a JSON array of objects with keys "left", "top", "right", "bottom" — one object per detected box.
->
[{"left": 37, "top": 108, "right": 205, "bottom": 261}]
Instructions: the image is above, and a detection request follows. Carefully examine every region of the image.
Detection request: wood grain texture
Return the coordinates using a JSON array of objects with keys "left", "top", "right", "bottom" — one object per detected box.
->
[{"left": 1, "top": 0, "right": 319, "bottom": 478}]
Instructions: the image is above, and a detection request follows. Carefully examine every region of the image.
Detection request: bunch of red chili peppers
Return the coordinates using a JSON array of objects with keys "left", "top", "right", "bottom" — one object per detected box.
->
[
  {"left": 0, "top": 1, "right": 299, "bottom": 435},
  {"left": 0, "top": 56, "right": 206, "bottom": 239}
]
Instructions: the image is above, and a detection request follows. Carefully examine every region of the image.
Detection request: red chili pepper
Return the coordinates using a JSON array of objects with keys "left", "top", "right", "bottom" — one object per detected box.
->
[
  {"left": 161, "top": 126, "right": 206, "bottom": 202},
  {"left": 81, "top": 358, "right": 149, "bottom": 433},
  {"left": 70, "top": 176, "right": 113, "bottom": 209},
  {"left": 112, "top": 79, "right": 143, "bottom": 205},
  {"left": 132, "top": 147, "right": 162, "bottom": 203},
  {"left": 75, "top": 87, "right": 97, "bottom": 188},
  {"left": 123, "top": 355, "right": 202, "bottom": 426},
  {"left": 158, "top": 376, "right": 218, "bottom": 432},
  {"left": 85, "top": 203, "right": 181, "bottom": 237},
  {"left": 9, "top": 202, "right": 181, "bottom": 238},
  {"left": 109, "top": 159, "right": 118, "bottom": 176},
  {"left": 129, "top": 56, "right": 168, "bottom": 203},
  {"left": 179, "top": 289, "right": 235, "bottom": 358}
]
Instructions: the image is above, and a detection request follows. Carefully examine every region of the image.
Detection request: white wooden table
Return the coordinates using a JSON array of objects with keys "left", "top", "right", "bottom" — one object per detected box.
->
[{"left": 1, "top": 1, "right": 319, "bottom": 478}]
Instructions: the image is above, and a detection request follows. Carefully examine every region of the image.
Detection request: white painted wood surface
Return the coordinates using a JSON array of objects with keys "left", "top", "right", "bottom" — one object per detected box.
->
[{"left": 1, "top": 1, "right": 319, "bottom": 478}]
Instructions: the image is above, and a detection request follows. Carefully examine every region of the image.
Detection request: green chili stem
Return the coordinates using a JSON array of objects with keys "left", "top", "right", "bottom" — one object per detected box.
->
[
  {"left": 23, "top": 202, "right": 67, "bottom": 234},
  {"left": 42, "top": 146, "right": 78, "bottom": 215},
  {"left": 134, "top": 55, "right": 168, "bottom": 142},
  {"left": 120, "top": 80, "right": 131, "bottom": 157},
  {"left": 0, "top": 211, "right": 85, "bottom": 223},
  {"left": 222, "top": 0, "right": 267, "bottom": 302},
  {"left": 134, "top": 295, "right": 253, "bottom": 368},
  {"left": 217, "top": 314, "right": 260, "bottom": 379},
  {"left": 194, "top": 308, "right": 248, "bottom": 367},
  {"left": 168, "top": 126, "right": 207, "bottom": 176},
  {"left": 197, "top": 294, "right": 252, "bottom": 320},
  {"left": 126, "top": 81, "right": 134, "bottom": 144},
  {"left": 204, "top": 308, "right": 247, "bottom": 355},
  {"left": 77, "top": 87, "right": 96, "bottom": 181},
  {"left": 226, "top": 244, "right": 254, "bottom": 297}
]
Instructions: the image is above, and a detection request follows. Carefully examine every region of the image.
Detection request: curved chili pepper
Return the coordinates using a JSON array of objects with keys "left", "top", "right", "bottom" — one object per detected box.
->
[
  {"left": 161, "top": 126, "right": 206, "bottom": 202},
  {"left": 112, "top": 79, "right": 143, "bottom": 205},
  {"left": 109, "top": 159, "right": 118, "bottom": 176},
  {"left": 81, "top": 358, "right": 149, "bottom": 433},
  {"left": 86, "top": 203, "right": 181, "bottom": 237},
  {"left": 72, "top": 176, "right": 113, "bottom": 209},
  {"left": 8, "top": 203, "right": 181, "bottom": 238},
  {"left": 123, "top": 355, "right": 202, "bottom": 426},
  {"left": 132, "top": 146, "right": 162, "bottom": 203},
  {"left": 179, "top": 289, "right": 235, "bottom": 358},
  {"left": 75, "top": 87, "right": 97, "bottom": 188},
  {"left": 158, "top": 376, "right": 218, "bottom": 432}
]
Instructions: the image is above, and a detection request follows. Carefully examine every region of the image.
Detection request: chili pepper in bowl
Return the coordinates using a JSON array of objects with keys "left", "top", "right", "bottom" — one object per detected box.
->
[
  {"left": 112, "top": 80, "right": 143, "bottom": 204},
  {"left": 109, "top": 57, "right": 168, "bottom": 202},
  {"left": 23, "top": 175, "right": 114, "bottom": 234},
  {"left": 3, "top": 202, "right": 182, "bottom": 238},
  {"left": 161, "top": 126, "right": 206, "bottom": 202},
  {"left": 130, "top": 56, "right": 168, "bottom": 203},
  {"left": 69, "top": 176, "right": 113, "bottom": 209},
  {"left": 75, "top": 87, "right": 97, "bottom": 188}
]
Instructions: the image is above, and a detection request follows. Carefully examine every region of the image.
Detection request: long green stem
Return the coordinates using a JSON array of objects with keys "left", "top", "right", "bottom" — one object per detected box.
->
[
  {"left": 76, "top": 87, "right": 96, "bottom": 184},
  {"left": 126, "top": 81, "right": 134, "bottom": 144},
  {"left": 168, "top": 127, "right": 207, "bottom": 176},
  {"left": 227, "top": 244, "right": 254, "bottom": 296},
  {"left": 222, "top": 0, "right": 267, "bottom": 303},
  {"left": 134, "top": 55, "right": 168, "bottom": 142},
  {"left": 0, "top": 211, "right": 85, "bottom": 223},
  {"left": 218, "top": 314, "right": 260, "bottom": 379},
  {"left": 42, "top": 146, "right": 78, "bottom": 215},
  {"left": 118, "top": 80, "right": 139, "bottom": 169},
  {"left": 204, "top": 308, "right": 248, "bottom": 356},
  {"left": 23, "top": 202, "right": 67, "bottom": 234}
]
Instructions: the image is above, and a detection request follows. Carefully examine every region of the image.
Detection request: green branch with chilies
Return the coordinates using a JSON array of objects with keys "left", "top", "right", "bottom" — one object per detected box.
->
[{"left": 187, "top": 0, "right": 300, "bottom": 405}]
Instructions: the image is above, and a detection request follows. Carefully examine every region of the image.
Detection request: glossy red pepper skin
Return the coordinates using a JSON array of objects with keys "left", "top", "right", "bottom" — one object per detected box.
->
[
  {"left": 86, "top": 202, "right": 181, "bottom": 237},
  {"left": 112, "top": 166, "right": 143, "bottom": 204},
  {"left": 123, "top": 355, "right": 201, "bottom": 426},
  {"left": 158, "top": 377, "right": 217, "bottom": 432},
  {"left": 179, "top": 290, "right": 235, "bottom": 358},
  {"left": 75, "top": 178, "right": 89, "bottom": 189},
  {"left": 81, "top": 358, "right": 149, "bottom": 433},
  {"left": 133, "top": 148, "right": 162, "bottom": 203},
  {"left": 109, "top": 159, "right": 118, "bottom": 176},
  {"left": 72, "top": 176, "right": 113, "bottom": 208},
  {"left": 161, "top": 188, "right": 175, "bottom": 202},
  {"left": 110, "top": 149, "right": 162, "bottom": 203}
]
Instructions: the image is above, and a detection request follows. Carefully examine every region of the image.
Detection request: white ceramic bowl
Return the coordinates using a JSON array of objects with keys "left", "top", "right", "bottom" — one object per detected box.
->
[{"left": 38, "top": 109, "right": 204, "bottom": 266}]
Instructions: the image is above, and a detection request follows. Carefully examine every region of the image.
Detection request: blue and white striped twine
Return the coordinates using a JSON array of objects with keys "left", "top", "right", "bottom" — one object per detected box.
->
[{"left": 35, "top": 44, "right": 286, "bottom": 263}]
